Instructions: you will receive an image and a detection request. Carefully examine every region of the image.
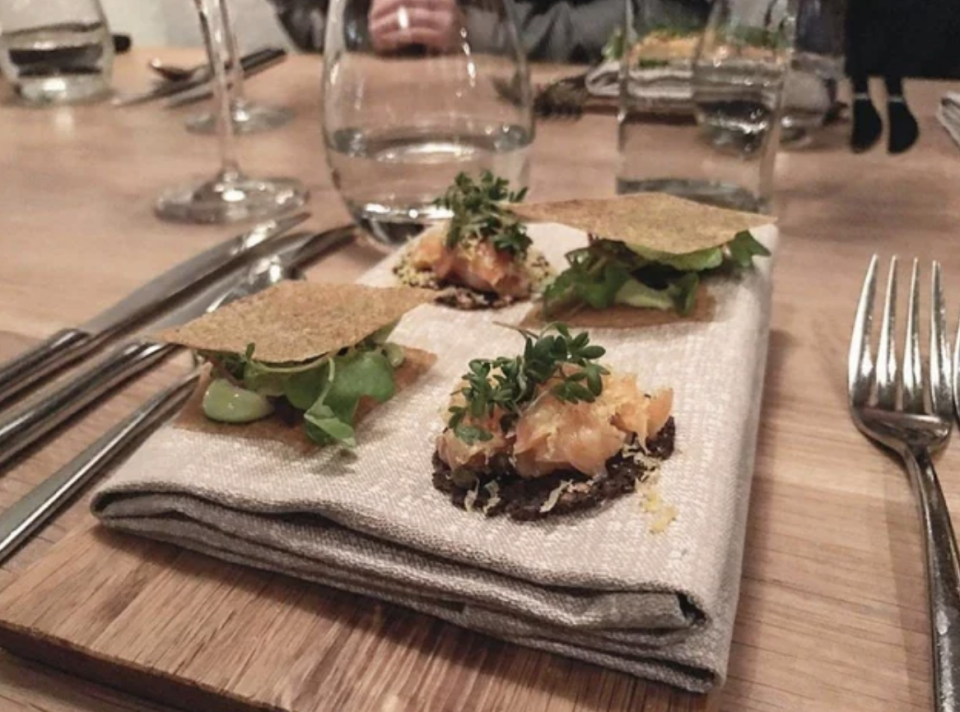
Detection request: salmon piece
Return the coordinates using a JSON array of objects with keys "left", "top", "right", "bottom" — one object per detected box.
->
[
  {"left": 436, "top": 390, "right": 511, "bottom": 471},
  {"left": 514, "top": 393, "right": 626, "bottom": 479},
  {"left": 646, "top": 388, "right": 673, "bottom": 437},
  {"left": 410, "top": 226, "right": 446, "bottom": 270},
  {"left": 514, "top": 373, "right": 673, "bottom": 478},
  {"left": 437, "top": 370, "right": 673, "bottom": 480},
  {"left": 436, "top": 241, "right": 530, "bottom": 298},
  {"left": 411, "top": 226, "right": 530, "bottom": 298}
]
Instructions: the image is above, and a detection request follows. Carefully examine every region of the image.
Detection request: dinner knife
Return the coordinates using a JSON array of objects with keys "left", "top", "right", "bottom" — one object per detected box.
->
[
  {"left": 112, "top": 47, "right": 287, "bottom": 108},
  {"left": 0, "top": 213, "right": 308, "bottom": 410},
  {"left": 0, "top": 370, "right": 201, "bottom": 564},
  {"left": 0, "top": 225, "right": 357, "bottom": 472}
]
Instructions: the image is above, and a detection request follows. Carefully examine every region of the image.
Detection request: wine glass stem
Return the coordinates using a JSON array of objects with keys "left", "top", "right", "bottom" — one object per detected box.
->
[
  {"left": 197, "top": 0, "right": 241, "bottom": 178},
  {"left": 217, "top": 0, "right": 248, "bottom": 106}
]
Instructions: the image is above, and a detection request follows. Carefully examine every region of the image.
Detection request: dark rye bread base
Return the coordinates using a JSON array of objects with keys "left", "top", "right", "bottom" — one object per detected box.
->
[
  {"left": 433, "top": 417, "right": 676, "bottom": 521},
  {"left": 394, "top": 249, "right": 553, "bottom": 311}
]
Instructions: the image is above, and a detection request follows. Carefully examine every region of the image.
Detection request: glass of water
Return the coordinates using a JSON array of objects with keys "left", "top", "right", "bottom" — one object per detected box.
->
[
  {"left": 322, "top": 0, "right": 534, "bottom": 247},
  {"left": 618, "top": 0, "right": 791, "bottom": 213},
  {"left": 781, "top": 0, "right": 843, "bottom": 145},
  {"left": 0, "top": 0, "right": 114, "bottom": 105}
]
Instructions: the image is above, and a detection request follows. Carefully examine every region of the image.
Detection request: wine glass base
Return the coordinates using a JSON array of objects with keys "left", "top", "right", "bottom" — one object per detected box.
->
[
  {"left": 155, "top": 174, "right": 309, "bottom": 224},
  {"left": 185, "top": 102, "right": 294, "bottom": 135}
]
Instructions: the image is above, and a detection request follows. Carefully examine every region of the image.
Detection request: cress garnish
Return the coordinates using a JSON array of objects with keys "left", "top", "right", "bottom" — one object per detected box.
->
[
  {"left": 447, "top": 323, "right": 608, "bottom": 444},
  {"left": 434, "top": 171, "right": 531, "bottom": 257}
]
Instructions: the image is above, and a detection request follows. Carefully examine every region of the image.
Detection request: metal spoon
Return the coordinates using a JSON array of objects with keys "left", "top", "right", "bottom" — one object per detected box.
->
[{"left": 148, "top": 57, "right": 207, "bottom": 83}]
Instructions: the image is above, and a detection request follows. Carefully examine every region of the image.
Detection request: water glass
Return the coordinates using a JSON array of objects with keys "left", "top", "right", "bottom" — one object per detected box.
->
[
  {"left": 781, "top": 0, "right": 844, "bottom": 144},
  {"left": 618, "top": 0, "right": 791, "bottom": 213},
  {"left": 322, "top": 0, "right": 534, "bottom": 247},
  {"left": 0, "top": 0, "right": 114, "bottom": 105}
]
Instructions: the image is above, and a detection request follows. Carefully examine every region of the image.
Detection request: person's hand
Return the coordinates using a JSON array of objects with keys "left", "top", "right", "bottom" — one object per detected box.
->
[{"left": 369, "top": 0, "right": 461, "bottom": 53}]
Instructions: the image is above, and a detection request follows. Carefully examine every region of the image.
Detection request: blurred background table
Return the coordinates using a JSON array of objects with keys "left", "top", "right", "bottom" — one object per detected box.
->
[{"left": 1, "top": 49, "right": 960, "bottom": 712}]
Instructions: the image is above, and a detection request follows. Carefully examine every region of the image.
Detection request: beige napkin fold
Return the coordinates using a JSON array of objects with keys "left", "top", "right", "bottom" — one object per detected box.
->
[{"left": 92, "top": 223, "right": 777, "bottom": 693}]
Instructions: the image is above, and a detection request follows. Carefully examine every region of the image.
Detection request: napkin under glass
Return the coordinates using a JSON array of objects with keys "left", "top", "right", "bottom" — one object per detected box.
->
[
  {"left": 939, "top": 92, "right": 960, "bottom": 150},
  {"left": 92, "top": 224, "right": 778, "bottom": 693}
]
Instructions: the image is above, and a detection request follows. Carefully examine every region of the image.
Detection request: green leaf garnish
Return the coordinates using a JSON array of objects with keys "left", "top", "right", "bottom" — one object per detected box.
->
[
  {"left": 434, "top": 171, "right": 531, "bottom": 257},
  {"left": 543, "top": 230, "right": 768, "bottom": 317},
  {"left": 200, "top": 337, "right": 403, "bottom": 449},
  {"left": 726, "top": 231, "right": 771, "bottom": 270},
  {"left": 447, "top": 324, "right": 609, "bottom": 443},
  {"left": 304, "top": 403, "right": 357, "bottom": 448}
]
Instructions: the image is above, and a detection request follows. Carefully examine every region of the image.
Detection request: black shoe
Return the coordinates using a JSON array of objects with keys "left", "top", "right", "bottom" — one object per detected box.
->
[
  {"left": 887, "top": 97, "right": 919, "bottom": 154},
  {"left": 851, "top": 95, "right": 883, "bottom": 153}
]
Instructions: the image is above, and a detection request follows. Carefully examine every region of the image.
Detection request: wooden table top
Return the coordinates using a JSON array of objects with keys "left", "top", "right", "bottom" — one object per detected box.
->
[{"left": 1, "top": 48, "right": 960, "bottom": 712}]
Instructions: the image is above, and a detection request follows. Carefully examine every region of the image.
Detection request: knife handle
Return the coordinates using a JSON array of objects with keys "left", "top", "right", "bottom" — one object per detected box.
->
[
  {"left": 0, "top": 339, "right": 179, "bottom": 472},
  {"left": 0, "top": 371, "right": 200, "bottom": 564},
  {"left": 0, "top": 328, "right": 99, "bottom": 410}
]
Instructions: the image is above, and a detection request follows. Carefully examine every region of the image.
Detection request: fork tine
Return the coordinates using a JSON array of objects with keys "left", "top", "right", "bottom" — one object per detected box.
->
[
  {"left": 876, "top": 257, "right": 899, "bottom": 409},
  {"left": 849, "top": 255, "right": 879, "bottom": 407},
  {"left": 903, "top": 259, "right": 924, "bottom": 413},
  {"left": 930, "top": 261, "right": 952, "bottom": 419}
]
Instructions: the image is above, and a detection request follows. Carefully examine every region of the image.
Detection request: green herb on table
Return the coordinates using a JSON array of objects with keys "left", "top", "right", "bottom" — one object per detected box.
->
[
  {"left": 200, "top": 323, "right": 404, "bottom": 448},
  {"left": 434, "top": 171, "right": 531, "bottom": 257},
  {"left": 542, "top": 230, "right": 770, "bottom": 317},
  {"left": 447, "top": 323, "right": 608, "bottom": 444}
]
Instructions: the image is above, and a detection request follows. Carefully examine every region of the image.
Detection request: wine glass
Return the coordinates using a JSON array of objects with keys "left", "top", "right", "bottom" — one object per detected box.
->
[
  {"left": 184, "top": 0, "right": 293, "bottom": 135},
  {"left": 322, "top": 0, "right": 534, "bottom": 247},
  {"left": 155, "top": 0, "right": 308, "bottom": 224}
]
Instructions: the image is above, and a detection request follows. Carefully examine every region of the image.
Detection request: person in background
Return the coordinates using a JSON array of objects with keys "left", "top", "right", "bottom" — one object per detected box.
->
[{"left": 269, "top": 0, "right": 631, "bottom": 63}]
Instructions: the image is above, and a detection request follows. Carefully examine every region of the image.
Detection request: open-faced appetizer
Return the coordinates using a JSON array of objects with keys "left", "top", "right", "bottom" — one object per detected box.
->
[
  {"left": 156, "top": 282, "right": 436, "bottom": 449},
  {"left": 511, "top": 193, "right": 773, "bottom": 324},
  {"left": 433, "top": 324, "right": 675, "bottom": 520},
  {"left": 395, "top": 171, "right": 552, "bottom": 310}
]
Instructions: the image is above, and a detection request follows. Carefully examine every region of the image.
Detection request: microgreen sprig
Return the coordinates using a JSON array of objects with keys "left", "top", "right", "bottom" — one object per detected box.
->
[
  {"left": 434, "top": 171, "right": 531, "bottom": 257},
  {"left": 447, "top": 324, "right": 609, "bottom": 444}
]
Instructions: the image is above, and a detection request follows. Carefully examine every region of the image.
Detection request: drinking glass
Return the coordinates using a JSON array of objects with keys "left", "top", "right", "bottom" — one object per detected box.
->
[
  {"left": 617, "top": 0, "right": 791, "bottom": 213},
  {"left": 780, "top": 0, "right": 843, "bottom": 144},
  {"left": 322, "top": 0, "right": 534, "bottom": 247},
  {"left": 155, "top": 0, "right": 308, "bottom": 224},
  {"left": 0, "top": 0, "right": 113, "bottom": 105},
  {"left": 184, "top": 0, "right": 293, "bottom": 135}
]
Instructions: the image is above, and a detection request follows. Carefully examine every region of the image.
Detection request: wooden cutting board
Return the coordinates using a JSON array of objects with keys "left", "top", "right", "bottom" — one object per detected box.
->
[
  {"left": 0, "top": 307, "right": 938, "bottom": 712},
  {"left": 0, "top": 523, "right": 710, "bottom": 712}
]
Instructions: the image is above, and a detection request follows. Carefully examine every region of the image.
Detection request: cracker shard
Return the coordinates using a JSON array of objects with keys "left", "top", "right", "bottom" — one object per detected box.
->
[
  {"left": 155, "top": 282, "right": 435, "bottom": 364},
  {"left": 509, "top": 192, "right": 774, "bottom": 255}
]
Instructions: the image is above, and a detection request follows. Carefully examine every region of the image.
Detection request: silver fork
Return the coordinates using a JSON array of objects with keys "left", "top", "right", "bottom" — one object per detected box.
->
[{"left": 849, "top": 255, "right": 960, "bottom": 711}]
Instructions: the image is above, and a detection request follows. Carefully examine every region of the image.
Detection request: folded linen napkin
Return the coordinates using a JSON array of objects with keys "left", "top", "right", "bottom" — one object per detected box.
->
[
  {"left": 92, "top": 223, "right": 778, "bottom": 693},
  {"left": 586, "top": 60, "right": 694, "bottom": 112},
  {"left": 939, "top": 92, "right": 960, "bottom": 150}
]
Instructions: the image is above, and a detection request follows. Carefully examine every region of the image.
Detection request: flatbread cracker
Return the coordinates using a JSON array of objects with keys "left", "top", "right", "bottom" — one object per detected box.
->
[
  {"left": 521, "top": 283, "right": 717, "bottom": 329},
  {"left": 509, "top": 193, "right": 773, "bottom": 255},
  {"left": 175, "top": 347, "right": 437, "bottom": 451},
  {"left": 156, "top": 282, "right": 435, "bottom": 364}
]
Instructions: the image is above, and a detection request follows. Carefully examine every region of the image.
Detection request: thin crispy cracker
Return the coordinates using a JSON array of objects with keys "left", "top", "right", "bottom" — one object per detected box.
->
[
  {"left": 520, "top": 284, "right": 716, "bottom": 329},
  {"left": 509, "top": 193, "right": 773, "bottom": 254},
  {"left": 156, "top": 282, "right": 435, "bottom": 363},
  {"left": 174, "top": 347, "right": 437, "bottom": 452}
]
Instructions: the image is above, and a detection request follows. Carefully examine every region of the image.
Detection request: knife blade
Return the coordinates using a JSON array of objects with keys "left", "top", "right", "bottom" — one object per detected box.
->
[
  {"left": 0, "top": 224, "right": 357, "bottom": 473},
  {"left": 112, "top": 47, "right": 286, "bottom": 108},
  {"left": 0, "top": 212, "right": 309, "bottom": 410}
]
